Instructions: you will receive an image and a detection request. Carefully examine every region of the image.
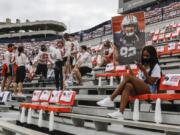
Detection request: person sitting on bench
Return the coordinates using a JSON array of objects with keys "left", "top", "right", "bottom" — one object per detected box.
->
[
  {"left": 72, "top": 45, "right": 92, "bottom": 85},
  {"left": 97, "top": 45, "right": 161, "bottom": 119}
]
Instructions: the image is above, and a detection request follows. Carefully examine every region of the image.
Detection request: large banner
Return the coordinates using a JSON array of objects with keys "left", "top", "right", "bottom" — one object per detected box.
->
[{"left": 112, "top": 11, "right": 145, "bottom": 65}]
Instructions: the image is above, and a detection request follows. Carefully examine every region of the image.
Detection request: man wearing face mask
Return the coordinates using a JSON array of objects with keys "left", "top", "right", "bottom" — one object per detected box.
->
[
  {"left": 1, "top": 44, "right": 14, "bottom": 91},
  {"left": 114, "top": 15, "right": 145, "bottom": 65}
]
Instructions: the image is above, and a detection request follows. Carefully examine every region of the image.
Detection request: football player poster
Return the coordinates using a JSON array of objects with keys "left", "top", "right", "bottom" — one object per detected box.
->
[{"left": 112, "top": 11, "right": 145, "bottom": 65}]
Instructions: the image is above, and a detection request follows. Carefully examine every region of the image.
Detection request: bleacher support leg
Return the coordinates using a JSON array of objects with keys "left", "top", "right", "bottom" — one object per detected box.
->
[
  {"left": 120, "top": 75, "right": 124, "bottom": 83},
  {"left": 155, "top": 98, "right": 162, "bottom": 124},
  {"left": 94, "top": 121, "right": 108, "bottom": 131},
  {"left": 110, "top": 76, "right": 113, "bottom": 86},
  {"left": 133, "top": 99, "right": 139, "bottom": 121},
  {"left": 72, "top": 118, "right": 84, "bottom": 127},
  {"left": 38, "top": 109, "right": 43, "bottom": 127},
  {"left": 98, "top": 77, "right": 102, "bottom": 87},
  {"left": 27, "top": 108, "right": 32, "bottom": 124},
  {"left": 49, "top": 111, "right": 54, "bottom": 131},
  {"left": 20, "top": 107, "right": 26, "bottom": 123}
]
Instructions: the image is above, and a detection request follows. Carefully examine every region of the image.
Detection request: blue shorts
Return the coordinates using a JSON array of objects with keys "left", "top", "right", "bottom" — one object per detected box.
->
[{"left": 149, "top": 85, "right": 157, "bottom": 93}]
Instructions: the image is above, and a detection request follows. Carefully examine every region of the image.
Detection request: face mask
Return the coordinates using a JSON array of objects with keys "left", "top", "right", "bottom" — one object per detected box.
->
[{"left": 142, "top": 58, "right": 151, "bottom": 65}]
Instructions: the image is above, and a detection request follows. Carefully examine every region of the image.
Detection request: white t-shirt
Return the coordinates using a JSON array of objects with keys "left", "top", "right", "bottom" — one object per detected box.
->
[
  {"left": 64, "top": 41, "right": 72, "bottom": 57},
  {"left": 49, "top": 45, "right": 56, "bottom": 59},
  {"left": 16, "top": 53, "right": 28, "bottom": 66},
  {"left": 3, "top": 51, "right": 13, "bottom": 65},
  {"left": 71, "top": 40, "right": 79, "bottom": 53},
  {"left": 78, "top": 52, "right": 92, "bottom": 68},
  {"left": 137, "top": 64, "right": 161, "bottom": 83},
  {"left": 54, "top": 48, "right": 63, "bottom": 61}
]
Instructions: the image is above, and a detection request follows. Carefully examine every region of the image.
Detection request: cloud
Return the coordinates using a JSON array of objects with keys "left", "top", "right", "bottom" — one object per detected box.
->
[{"left": 0, "top": 0, "right": 118, "bottom": 32}]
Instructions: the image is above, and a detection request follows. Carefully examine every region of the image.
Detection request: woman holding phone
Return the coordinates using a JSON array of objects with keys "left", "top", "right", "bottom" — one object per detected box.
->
[{"left": 97, "top": 45, "right": 161, "bottom": 119}]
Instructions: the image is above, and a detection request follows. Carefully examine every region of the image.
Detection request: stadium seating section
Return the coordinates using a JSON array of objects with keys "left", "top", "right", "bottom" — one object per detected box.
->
[{"left": 0, "top": 2, "right": 180, "bottom": 134}]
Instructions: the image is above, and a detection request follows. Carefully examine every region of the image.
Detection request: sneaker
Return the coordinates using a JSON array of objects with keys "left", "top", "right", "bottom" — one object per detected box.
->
[
  {"left": 107, "top": 111, "right": 123, "bottom": 119},
  {"left": 96, "top": 96, "right": 114, "bottom": 107}
]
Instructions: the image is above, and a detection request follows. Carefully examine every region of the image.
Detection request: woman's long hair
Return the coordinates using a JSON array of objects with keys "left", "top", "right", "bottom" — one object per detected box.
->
[
  {"left": 41, "top": 45, "right": 47, "bottom": 52},
  {"left": 141, "top": 45, "right": 159, "bottom": 76},
  {"left": 18, "top": 46, "right": 24, "bottom": 56}
]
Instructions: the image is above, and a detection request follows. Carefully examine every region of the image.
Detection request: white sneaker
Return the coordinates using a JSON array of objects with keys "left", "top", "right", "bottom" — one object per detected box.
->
[
  {"left": 107, "top": 111, "right": 123, "bottom": 119},
  {"left": 97, "top": 97, "right": 114, "bottom": 107}
]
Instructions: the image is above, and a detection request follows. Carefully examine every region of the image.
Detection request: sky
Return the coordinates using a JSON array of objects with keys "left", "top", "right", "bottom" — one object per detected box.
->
[{"left": 0, "top": 0, "right": 118, "bottom": 33}]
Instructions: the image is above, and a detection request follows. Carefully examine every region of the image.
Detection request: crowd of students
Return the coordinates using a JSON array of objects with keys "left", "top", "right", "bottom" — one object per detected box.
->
[{"left": 0, "top": 34, "right": 114, "bottom": 95}]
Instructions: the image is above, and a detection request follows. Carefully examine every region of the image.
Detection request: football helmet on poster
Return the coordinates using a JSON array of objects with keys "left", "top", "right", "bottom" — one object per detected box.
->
[{"left": 121, "top": 15, "right": 138, "bottom": 37}]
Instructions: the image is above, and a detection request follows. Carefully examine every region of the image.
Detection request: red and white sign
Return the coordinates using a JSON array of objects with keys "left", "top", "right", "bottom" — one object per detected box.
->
[
  {"left": 39, "top": 90, "right": 52, "bottom": 102},
  {"left": 49, "top": 91, "right": 62, "bottom": 103},
  {"left": 105, "top": 63, "right": 115, "bottom": 72},
  {"left": 32, "top": 90, "right": 42, "bottom": 102},
  {"left": 163, "top": 74, "right": 180, "bottom": 87}
]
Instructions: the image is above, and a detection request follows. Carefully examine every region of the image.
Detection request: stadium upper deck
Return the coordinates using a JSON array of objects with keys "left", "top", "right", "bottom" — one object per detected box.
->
[{"left": 0, "top": 20, "right": 66, "bottom": 43}]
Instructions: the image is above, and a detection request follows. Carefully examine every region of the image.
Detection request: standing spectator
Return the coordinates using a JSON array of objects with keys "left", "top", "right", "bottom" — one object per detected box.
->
[
  {"left": 12, "top": 45, "right": 18, "bottom": 91},
  {"left": 54, "top": 40, "right": 64, "bottom": 90},
  {"left": 63, "top": 33, "right": 73, "bottom": 78},
  {"left": 26, "top": 60, "right": 35, "bottom": 81},
  {"left": 71, "top": 36, "right": 79, "bottom": 68},
  {"left": 34, "top": 45, "right": 53, "bottom": 79},
  {"left": 1, "top": 44, "right": 14, "bottom": 91},
  {"left": 14, "top": 46, "right": 27, "bottom": 96}
]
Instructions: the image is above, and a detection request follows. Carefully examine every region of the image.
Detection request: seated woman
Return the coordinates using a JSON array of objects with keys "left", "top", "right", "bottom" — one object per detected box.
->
[
  {"left": 72, "top": 45, "right": 92, "bottom": 85},
  {"left": 97, "top": 45, "right": 161, "bottom": 119},
  {"left": 92, "top": 50, "right": 103, "bottom": 68},
  {"left": 99, "top": 40, "right": 113, "bottom": 67}
]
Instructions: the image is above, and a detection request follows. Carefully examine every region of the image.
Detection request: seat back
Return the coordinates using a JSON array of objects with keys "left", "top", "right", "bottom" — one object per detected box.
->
[
  {"left": 157, "top": 42, "right": 180, "bottom": 56},
  {"left": 59, "top": 91, "right": 76, "bottom": 106},
  {"left": 39, "top": 90, "right": 52, "bottom": 102},
  {"left": 105, "top": 63, "right": 115, "bottom": 72},
  {"left": 49, "top": 90, "right": 62, "bottom": 104},
  {"left": 159, "top": 74, "right": 180, "bottom": 91},
  {"left": 32, "top": 90, "right": 42, "bottom": 102}
]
